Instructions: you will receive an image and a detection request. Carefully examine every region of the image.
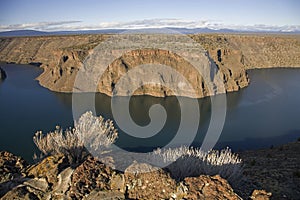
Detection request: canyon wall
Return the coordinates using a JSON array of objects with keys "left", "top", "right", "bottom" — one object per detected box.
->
[{"left": 0, "top": 34, "right": 299, "bottom": 97}]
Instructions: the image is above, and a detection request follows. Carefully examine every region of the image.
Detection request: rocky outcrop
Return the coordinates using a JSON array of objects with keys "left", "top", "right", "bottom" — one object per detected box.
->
[
  {"left": 95, "top": 48, "right": 244, "bottom": 98},
  {"left": 124, "top": 162, "right": 179, "bottom": 199},
  {"left": 191, "top": 34, "right": 300, "bottom": 70},
  {"left": 0, "top": 34, "right": 299, "bottom": 98},
  {"left": 184, "top": 175, "right": 242, "bottom": 200},
  {"left": 26, "top": 154, "right": 69, "bottom": 187},
  {"left": 70, "top": 156, "right": 125, "bottom": 199},
  {"left": 0, "top": 67, "right": 6, "bottom": 80},
  {"left": 240, "top": 141, "right": 300, "bottom": 200},
  {"left": 0, "top": 151, "right": 28, "bottom": 197},
  {"left": 0, "top": 152, "right": 27, "bottom": 183},
  {"left": 0, "top": 35, "right": 107, "bottom": 92},
  {"left": 0, "top": 151, "right": 272, "bottom": 200}
]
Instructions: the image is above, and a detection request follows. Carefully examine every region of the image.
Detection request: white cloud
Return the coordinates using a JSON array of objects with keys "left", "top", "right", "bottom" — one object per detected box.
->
[
  {"left": 0, "top": 19, "right": 299, "bottom": 32},
  {"left": 0, "top": 21, "right": 81, "bottom": 31}
]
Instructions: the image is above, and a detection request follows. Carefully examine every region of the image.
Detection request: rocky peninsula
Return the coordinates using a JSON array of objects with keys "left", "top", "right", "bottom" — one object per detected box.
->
[{"left": 0, "top": 34, "right": 299, "bottom": 97}]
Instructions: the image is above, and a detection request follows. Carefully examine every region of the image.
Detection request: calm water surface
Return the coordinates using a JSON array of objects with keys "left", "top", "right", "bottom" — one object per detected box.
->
[{"left": 0, "top": 64, "right": 300, "bottom": 161}]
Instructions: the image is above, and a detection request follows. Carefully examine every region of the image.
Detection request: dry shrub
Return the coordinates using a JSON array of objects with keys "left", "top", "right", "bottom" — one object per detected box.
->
[{"left": 33, "top": 111, "right": 118, "bottom": 164}]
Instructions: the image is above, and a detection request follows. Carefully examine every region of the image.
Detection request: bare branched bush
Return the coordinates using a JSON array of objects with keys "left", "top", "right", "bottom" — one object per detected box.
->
[
  {"left": 149, "top": 146, "right": 243, "bottom": 184},
  {"left": 74, "top": 111, "right": 118, "bottom": 153},
  {"left": 33, "top": 111, "right": 118, "bottom": 164}
]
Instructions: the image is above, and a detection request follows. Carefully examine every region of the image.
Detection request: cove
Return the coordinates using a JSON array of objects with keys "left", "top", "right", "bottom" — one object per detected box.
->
[{"left": 0, "top": 64, "right": 300, "bottom": 161}]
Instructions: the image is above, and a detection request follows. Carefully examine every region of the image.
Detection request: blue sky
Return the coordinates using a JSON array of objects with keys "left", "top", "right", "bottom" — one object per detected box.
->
[{"left": 0, "top": 0, "right": 299, "bottom": 31}]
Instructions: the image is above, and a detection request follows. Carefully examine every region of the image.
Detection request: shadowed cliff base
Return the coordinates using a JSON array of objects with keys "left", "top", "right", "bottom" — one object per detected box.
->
[{"left": 0, "top": 67, "right": 7, "bottom": 81}]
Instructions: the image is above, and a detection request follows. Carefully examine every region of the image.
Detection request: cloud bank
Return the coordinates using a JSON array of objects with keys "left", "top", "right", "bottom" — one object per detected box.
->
[
  {"left": 0, "top": 21, "right": 82, "bottom": 31},
  {"left": 0, "top": 19, "right": 299, "bottom": 32}
]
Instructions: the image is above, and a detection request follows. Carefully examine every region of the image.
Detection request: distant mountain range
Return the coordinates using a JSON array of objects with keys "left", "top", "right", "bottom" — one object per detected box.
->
[{"left": 0, "top": 27, "right": 299, "bottom": 37}]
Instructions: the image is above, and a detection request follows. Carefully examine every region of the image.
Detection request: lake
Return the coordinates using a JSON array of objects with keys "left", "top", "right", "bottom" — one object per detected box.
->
[{"left": 1, "top": 64, "right": 300, "bottom": 161}]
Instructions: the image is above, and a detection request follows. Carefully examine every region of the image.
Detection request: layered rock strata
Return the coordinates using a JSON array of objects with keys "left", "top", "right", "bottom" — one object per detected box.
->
[{"left": 0, "top": 34, "right": 299, "bottom": 97}]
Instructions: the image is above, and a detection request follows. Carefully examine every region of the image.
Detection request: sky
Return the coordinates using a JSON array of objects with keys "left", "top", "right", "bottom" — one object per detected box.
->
[{"left": 0, "top": 0, "right": 299, "bottom": 31}]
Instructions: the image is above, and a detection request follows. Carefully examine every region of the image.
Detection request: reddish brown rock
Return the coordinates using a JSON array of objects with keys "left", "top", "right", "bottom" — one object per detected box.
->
[
  {"left": 70, "top": 156, "right": 124, "bottom": 199},
  {"left": 124, "top": 162, "right": 177, "bottom": 199},
  {"left": 184, "top": 175, "right": 242, "bottom": 200}
]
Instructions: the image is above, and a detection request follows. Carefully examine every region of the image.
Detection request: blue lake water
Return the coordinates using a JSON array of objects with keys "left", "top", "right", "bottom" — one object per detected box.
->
[{"left": 0, "top": 64, "right": 300, "bottom": 161}]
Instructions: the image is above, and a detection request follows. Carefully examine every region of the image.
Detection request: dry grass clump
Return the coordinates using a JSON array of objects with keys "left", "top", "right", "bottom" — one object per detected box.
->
[
  {"left": 33, "top": 111, "right": 118, "bottom": 164},
  {"left": 149, "top": 146, "right": 243, "bottom": 184}
]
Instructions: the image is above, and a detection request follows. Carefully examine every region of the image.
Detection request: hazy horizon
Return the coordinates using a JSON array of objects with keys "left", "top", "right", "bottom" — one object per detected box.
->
[{"left": 0, "top": 0, "right": 299, "bottom": 32}]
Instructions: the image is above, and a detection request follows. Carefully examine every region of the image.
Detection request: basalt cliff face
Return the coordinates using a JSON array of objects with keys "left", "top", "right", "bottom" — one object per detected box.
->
[{"left": 0, "top": 34, "right": 299, "bottom": 97}]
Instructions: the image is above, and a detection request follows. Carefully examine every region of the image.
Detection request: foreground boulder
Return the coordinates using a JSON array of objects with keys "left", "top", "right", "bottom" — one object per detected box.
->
[
  {"left": 0, "top": 151, "right": 27, "bottom": 184},
  {"left": 124, "top": 162, "right": 179, "bottom": 199},
  {"left": 0, "top": 151, "right": 28, "bottom": 197},
  {"left": 184, "top": 175, "right": 242, "bottom": 200},
  {"left": 26, "top": 154, "right": 69, "bottom": 187},
  {"left": 70, "top": 156, "right": 125, "bottom": 199}
]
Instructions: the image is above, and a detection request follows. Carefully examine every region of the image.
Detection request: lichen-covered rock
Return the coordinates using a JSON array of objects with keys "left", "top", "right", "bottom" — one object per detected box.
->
[
  {"left": 0, "top": 151, "right": 28, "bottom": 197},
  {"left": 110, "top": 173, "right": 125, "bottom": 193},
  {"left": 184, "top": 175, "right": 242, "bottom": 200},
  {"left": 124, "top": 162, "right": 177, "bottom": 199},
  {"left": 1, "top": 186, "right": 40, "bottom": 200},
  {"left": 23, "top": 178, "right": 48, "bottom": 193},
  {"left": 0, "top": 151, "right": 27, "bottom": 184},
  {"left": 26, "top": 154, "right": 69, "bottom": 187}
]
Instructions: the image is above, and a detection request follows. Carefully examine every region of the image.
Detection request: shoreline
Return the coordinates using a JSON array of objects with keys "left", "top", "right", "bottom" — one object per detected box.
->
[{"left": 1, "top": 62, "right": 300, "bottom": 98}]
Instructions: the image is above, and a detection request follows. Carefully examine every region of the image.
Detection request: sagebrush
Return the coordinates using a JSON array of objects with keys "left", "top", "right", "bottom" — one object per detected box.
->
[
  {"left": 33, "top": 111, "right": 118, "bottom": 163},
  {"left": 149, "top": 146, "right": 243, "bottom": 184},
  {"left": 33, "top": 111, "right": 242, "bottom": 184}
]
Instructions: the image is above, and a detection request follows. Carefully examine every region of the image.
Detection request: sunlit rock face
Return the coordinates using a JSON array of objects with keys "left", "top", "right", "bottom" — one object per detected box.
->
[{"left": 1, "top": 34, "right": 300, "bottom": 97}]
